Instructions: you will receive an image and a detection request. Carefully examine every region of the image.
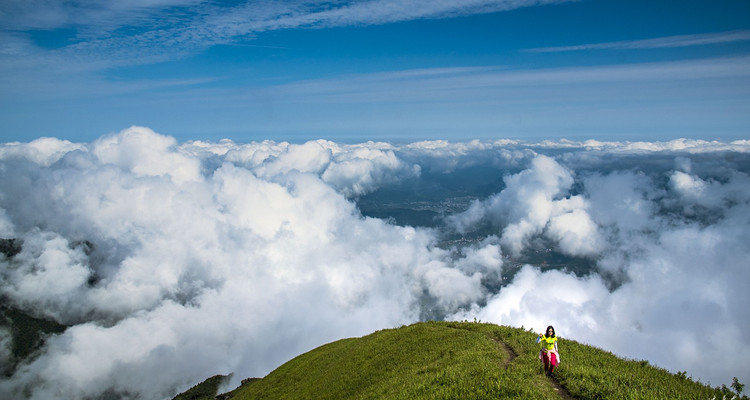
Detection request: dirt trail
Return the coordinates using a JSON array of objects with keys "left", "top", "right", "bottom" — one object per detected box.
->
[
  {"left": 548, "top": 377, "right": 575, "bottom": 400},
  {"left": 492, "top": 337, "right": 575, "bottom": 399},
  {"left": 491, "top": 337, "right": 517, "bottom": 369}
]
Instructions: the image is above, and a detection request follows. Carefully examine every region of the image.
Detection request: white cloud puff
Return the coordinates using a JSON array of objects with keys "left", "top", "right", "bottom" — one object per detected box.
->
[
  {"left": 448, "top": 154, "right": 596, "bottom": 256},
  {"left": 0, "top": 137, "right": 86, "bottom": 166},
  {"left": 0, "top": 231, "right": 91, "bottom": 322},
  {"left": 452, "top": 265, "right": 610, "bottom": 333},
  {"left": 186, "top": 139, "right": 420, "bottom": 197},
  {"left": 93, "top": 126, "right": 202, "bottom": 185},
  {"left": 454, "top": 237, "right": 504, "bottom": 276},
  {"left": 322, "top": 143, "right": 421, "bottom": 197},
  {"left": 546, "top": 208, "right": 603, "bottom": 257}
]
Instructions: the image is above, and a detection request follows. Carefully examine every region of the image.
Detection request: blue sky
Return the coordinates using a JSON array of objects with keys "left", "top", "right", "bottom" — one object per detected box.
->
[{"left": 1, "top": 0, "right": 749, "bottom": 143}]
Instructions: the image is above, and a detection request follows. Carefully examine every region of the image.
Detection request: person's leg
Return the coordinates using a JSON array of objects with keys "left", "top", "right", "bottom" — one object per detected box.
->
[{"left": 548, "top": 353, "right": 557, "bottom": 376}]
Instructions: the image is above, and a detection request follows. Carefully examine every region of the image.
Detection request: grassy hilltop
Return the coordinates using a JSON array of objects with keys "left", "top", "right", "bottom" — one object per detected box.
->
[{"left": 176, "top": 321, "right": 745, "bottom": 400}]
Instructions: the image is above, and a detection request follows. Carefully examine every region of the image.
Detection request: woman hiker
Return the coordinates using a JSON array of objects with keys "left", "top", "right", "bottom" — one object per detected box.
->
[{"left": 537, "top": 325, "right": 561, "bottom": 377}]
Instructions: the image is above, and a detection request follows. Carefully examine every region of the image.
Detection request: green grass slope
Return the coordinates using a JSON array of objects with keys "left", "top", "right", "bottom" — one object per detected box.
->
[
  {"left": 172, "top": 375, "right": 230, "bottom": 400},
  {"left": 187, "top": 321, "right": 745, "bottom": 400}
]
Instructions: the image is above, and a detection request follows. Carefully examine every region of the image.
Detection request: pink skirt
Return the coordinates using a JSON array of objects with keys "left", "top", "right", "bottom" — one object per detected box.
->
[{"left": 541, "top": 351, "right": 557, "bottom": 366}]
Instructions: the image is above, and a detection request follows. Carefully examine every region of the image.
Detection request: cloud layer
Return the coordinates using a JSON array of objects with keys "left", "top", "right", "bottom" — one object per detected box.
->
[{"left": 1, "top": 127, "right": 749, "bottom": 399}]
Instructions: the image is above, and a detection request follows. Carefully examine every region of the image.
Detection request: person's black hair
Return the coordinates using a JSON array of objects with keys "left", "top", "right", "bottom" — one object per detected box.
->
[{"left": 545, "top": 325, "right": 556, "bottom": 338}]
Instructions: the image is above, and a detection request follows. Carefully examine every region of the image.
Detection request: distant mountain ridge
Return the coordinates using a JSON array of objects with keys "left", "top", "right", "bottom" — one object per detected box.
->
[{"left": 175, "top": 321, "right": 746, "bottom": 400}]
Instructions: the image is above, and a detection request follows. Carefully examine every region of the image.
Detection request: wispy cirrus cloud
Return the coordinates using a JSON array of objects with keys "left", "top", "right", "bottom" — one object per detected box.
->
[
  {"left": 0, "top": 0, "right": 575, "bottom": 99},
  {"left": 525, "top": 30, "right": 750, "bottom": 53},
  {"left": 0, "top": 0, "right": 204, "bottom": 36},
  {"left": 226, "top": 0, "right": 573, "bottom": 31},
  {"left": 264, "top": 55, "right": 750, "bottom": 106},
  {"left": 0, "top": 0, "right": 571, "bottom": 67}
]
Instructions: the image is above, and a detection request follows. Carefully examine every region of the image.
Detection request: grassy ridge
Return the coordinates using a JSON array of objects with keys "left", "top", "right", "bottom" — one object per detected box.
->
[
  {"left": 230, "top": 322, "right": 558, "bottom": 400},
  {"left": 183, "top": 321, "right": 744, "bottom": 400},
  {"left": 172, "top": 375, "right": 230, "bottom": 400}
]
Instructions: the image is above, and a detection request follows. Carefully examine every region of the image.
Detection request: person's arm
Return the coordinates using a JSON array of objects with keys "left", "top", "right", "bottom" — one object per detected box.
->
[{"left": 554, "top": 340, "right": 560, "bottom": 363}]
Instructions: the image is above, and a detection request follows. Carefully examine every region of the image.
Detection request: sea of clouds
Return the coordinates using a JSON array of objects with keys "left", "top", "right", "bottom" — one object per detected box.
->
[{"left": 1, "top": 126, "right": 749, "bottom": 399}]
